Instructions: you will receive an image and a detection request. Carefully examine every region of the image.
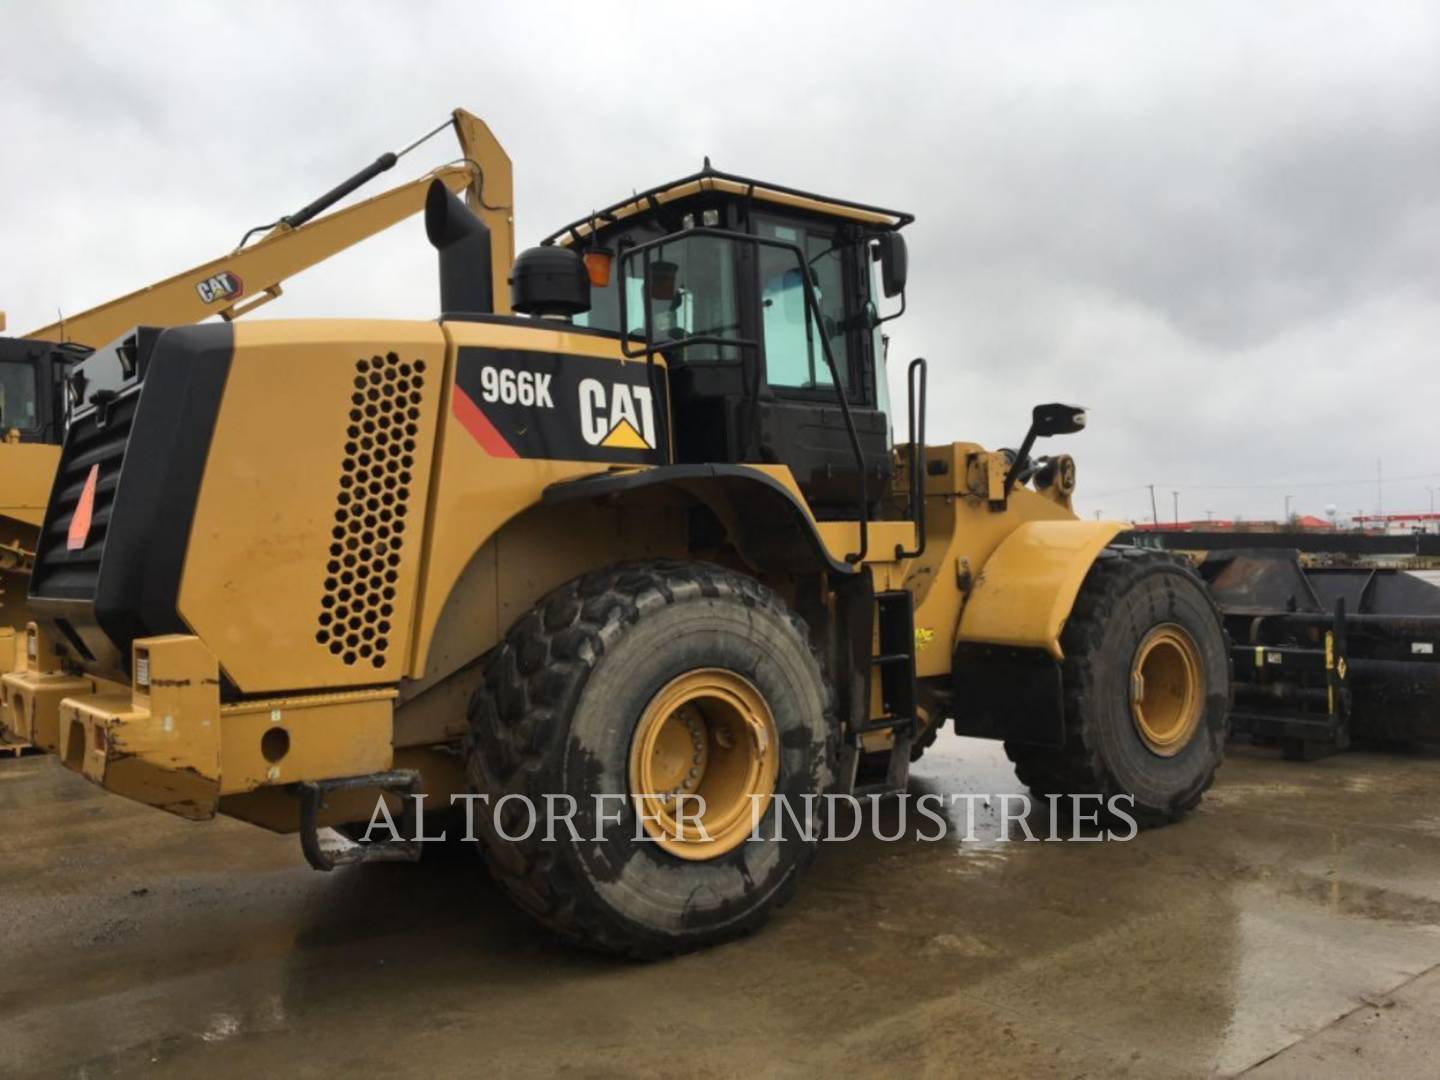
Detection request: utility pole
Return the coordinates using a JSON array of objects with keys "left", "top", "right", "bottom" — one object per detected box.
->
[
  {"left": 1205, "top": 510, "right": 1214, "bottom": 523},
  {"left": 1148, "top": 484, "right": 1158, "bottom": 526},
  {"left": 1377, "top": 458, "right": 1383, "bottom": 518},
  {"left": 1171, "top": 490, "right": 1179, "bottom": 525},
  {"left": 1284, "top": 494, "right": 1294, "bottom": 525}
]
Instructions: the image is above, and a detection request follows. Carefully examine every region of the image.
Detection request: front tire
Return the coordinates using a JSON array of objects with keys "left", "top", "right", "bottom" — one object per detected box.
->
[
  {"left": 466, "top": 560, "right": 836, "bottom": 957},
  {"left": 1006, "top": 548, "right": 1230, "bottom": 828}
]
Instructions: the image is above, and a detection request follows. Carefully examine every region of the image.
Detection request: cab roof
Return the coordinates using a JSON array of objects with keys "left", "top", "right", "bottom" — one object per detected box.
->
[{"left": 541, "top": 164, "right": 914, "bottom": 248}]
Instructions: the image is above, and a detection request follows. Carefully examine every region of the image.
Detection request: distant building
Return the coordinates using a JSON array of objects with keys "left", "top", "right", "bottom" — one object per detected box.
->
[
  {"left": 1352, "top": 513, "right": 1440, "bottom": 536},
  {"left": 1130, "top": 516, "right": 1329, "bottom": 533},
  {"left": 1129, "top": 513, "right": 1440, "bottom": 536}
]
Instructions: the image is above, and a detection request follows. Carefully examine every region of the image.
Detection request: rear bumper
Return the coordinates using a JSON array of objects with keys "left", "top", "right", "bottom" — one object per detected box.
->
[
  {"left": 1, "top": 668, "right": 99, "bottom": 750},
  {"left": 1, "top": 631, "right": 395, "bottom": 822}
]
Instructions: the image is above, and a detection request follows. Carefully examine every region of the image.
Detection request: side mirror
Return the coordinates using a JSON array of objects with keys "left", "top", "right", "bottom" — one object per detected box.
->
[
  {"left": 1003, "top": 403, "right": 1087, "bottom": 499},
  {"left": 649, "top": 259, "right": 680, "bottom": 303},
  {"left": 1031, "top": 403, "right": 1087, "bottom": 438},
  {"left": 875, "top": 232, "right": 908, "bottom": 298}
]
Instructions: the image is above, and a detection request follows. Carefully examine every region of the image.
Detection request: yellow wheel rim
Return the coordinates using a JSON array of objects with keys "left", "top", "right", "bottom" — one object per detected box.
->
[
  {"left": 628, "top": 669, "right": 779, "bottom": 860},
  {"left": 1130, "top": 624, "right": 1204, "bottom": 757}
]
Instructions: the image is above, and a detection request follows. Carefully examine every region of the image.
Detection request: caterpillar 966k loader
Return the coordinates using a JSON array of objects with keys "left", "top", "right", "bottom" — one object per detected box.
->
[
  {"left": 0, "top": 110, "right": 506, "bottom": 677},
  {"left": 1, "top": 117, "right": 1231, "bottom": 955}
]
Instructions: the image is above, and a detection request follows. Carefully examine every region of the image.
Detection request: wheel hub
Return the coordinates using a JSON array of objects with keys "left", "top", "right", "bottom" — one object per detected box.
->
[
  {"left": 1130, "top": 624, "right": 1204, "bottom": 757},
  {"left": 629, "top": 669, "right": 778, "bottom": 860}
]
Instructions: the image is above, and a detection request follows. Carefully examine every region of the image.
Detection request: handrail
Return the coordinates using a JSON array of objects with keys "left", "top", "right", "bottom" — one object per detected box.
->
[
  {"left": 542, "top": 165, "right": 914, "bottom": 247},
  {"left": 895, "top": 357, "right": 928, "bottom": 559}
]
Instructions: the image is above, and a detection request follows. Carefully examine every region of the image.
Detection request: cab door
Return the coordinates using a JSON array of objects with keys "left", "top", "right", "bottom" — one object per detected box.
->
[{"left": 751, "top": 215, "right": 891, "bottom": 518}]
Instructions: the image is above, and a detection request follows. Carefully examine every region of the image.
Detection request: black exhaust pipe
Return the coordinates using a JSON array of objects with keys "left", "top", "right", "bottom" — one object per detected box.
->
[{"left": 425, "top": 179, "right": 493, "bottom": 316}]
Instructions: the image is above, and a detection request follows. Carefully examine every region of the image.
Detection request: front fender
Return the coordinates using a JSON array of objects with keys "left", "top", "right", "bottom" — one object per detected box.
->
[{"left": 956, "top": 520, "right": 1124, "bottom": 660}]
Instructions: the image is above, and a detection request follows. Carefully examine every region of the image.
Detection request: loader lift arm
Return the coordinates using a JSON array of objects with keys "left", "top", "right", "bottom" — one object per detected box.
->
[{"left": 22, "top": 108, "right": 513, "bottom": 349}]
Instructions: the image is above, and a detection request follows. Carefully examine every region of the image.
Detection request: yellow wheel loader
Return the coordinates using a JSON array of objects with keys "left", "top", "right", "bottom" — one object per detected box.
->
[
  {"left": 1, "top": 121, "right": 1230, "bottom": 956},
  {"left": 0, "top": 110, "right": 506, "bottom": 679}
]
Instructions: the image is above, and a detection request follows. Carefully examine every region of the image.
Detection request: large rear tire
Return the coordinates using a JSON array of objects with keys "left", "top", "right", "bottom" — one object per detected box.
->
[
  {"left": 466, "top": 560, "right": 835, "bottom": 957},
  {"left": 1005, "top": 548, "right": 1230, "bottom": 828}
]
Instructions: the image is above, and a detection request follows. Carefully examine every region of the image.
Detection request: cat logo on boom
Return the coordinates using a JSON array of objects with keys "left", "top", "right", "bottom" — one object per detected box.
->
[
  {"left": 578, "top": 378, "right": 656, "bottom": 450},
  {"left": 194, "top": 271, "right": 244, "bottom": 305}
]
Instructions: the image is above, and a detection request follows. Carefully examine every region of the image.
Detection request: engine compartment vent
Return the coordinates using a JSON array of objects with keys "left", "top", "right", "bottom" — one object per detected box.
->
[{"left": 315, "top": 352, "right": 426, "bottom": 668}]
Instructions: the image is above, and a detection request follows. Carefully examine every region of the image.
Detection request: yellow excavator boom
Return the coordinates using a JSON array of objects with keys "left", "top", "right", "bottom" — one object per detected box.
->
[{"left": 23, "top": 108, "right": 513, "bottom": 347}]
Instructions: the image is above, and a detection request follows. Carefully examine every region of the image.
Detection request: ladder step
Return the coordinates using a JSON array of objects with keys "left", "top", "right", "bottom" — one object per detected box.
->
[
  {"left": 851, "top": 716, "right": 916, "bottom": 738},
  {"left": 854, "top": 779, "right": 907, "bottom": 798},
  {"left": 837, "top": 588, "right": 920, "bottom": 797}
]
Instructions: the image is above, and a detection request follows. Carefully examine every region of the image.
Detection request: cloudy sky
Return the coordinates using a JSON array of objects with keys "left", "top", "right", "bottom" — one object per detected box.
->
[{"left": 3, "top": 1, "right": 1438, "bottom": 524}]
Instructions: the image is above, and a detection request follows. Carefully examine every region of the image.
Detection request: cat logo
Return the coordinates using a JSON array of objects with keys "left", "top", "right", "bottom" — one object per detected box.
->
[
  {"left": 194, "top": 271, "right": 244, "bottom": 305},
  {"left": 578, "top": 378, "right": 656, "bottom": 450}
]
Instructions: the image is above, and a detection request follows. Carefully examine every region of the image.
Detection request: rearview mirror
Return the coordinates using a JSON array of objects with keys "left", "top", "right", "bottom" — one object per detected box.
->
[
  {"left": 1032, "top": 403, "right": 1087, "bottom": 438},
  {"left": 649, "top": 260, "right": 679, "bottom": 302},
  {"left": 875, "top": 232, "right": 908, "bottom": 298},
  {"left": 1003, "top": 403, "right": 1088, "bottom": 499}
]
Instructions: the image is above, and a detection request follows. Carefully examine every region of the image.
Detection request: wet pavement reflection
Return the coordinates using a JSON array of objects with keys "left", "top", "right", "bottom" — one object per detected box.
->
[{"left": 3, "top": 737, "right": 1439, "bottom": 1077}]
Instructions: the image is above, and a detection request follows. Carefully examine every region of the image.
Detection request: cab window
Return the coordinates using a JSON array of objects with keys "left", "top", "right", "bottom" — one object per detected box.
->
[
  {"left": 0, "top": 361, "right": 38, "bottom": 433},
  {"left": 621, "top": 233, "right": 744, "bottom": 363},
  {"left": 754, "top": 216, "right": 852, "bottom": 393}
]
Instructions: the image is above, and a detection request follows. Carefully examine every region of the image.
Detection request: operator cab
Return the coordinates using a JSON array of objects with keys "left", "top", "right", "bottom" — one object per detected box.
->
[{"left": 540, "top": 165, "right": 912, "bottom": 519}]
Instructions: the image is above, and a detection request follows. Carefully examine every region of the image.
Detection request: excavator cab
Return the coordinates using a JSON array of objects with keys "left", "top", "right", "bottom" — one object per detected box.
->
[
  {"left": 0, "top": 336, "right": 72, "bottom": 444},
  {"left": 546, "top": 168, "right": 912, "bottom": 519}
]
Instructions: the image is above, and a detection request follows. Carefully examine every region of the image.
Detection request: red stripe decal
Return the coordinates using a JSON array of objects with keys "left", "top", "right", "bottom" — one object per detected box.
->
[
  {"left": 452, "top": 386, "right": 518, "bottom": 458},
  {"left": 68, "top": 464, "right": 100, "bottom": 551}
]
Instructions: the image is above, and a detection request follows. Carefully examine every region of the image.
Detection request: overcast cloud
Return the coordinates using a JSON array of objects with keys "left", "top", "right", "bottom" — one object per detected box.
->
[{"left": 2, "top": 1, "right": 1438, "bottom": 524}]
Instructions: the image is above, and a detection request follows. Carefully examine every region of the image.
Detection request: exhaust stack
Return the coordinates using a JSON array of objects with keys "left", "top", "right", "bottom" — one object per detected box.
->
[{"left": 425, "top": 179, "right": 494, "bottom": 316}]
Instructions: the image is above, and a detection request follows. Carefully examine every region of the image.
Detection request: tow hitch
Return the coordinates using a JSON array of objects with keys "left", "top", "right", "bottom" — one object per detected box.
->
[{"left": 298, "top": 769, "right": 424, "bottom": 870}]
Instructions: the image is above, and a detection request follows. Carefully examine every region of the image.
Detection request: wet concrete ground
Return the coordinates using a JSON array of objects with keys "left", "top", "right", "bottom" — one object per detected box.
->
[{"left": 3, "top": 738, "right": 1439, "bottom": 1078}]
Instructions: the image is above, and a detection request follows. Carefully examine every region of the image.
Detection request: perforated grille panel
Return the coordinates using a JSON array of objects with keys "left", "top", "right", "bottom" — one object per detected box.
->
[{"left": 315, "top": 352, "right": 427, "bottom": 668}]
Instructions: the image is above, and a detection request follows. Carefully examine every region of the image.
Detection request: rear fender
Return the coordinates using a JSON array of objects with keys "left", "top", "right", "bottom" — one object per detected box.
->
[{"left": 543, "top": 465, "right": 853, "bottom": 576}]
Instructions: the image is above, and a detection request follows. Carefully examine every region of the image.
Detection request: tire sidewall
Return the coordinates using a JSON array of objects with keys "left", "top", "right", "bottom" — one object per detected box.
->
[
  {"left": 551, "top": 591, "right": 831, "bottom": 949},
  {"left": 1083, "top": 563, "right": 1229, "bottom": 810}
]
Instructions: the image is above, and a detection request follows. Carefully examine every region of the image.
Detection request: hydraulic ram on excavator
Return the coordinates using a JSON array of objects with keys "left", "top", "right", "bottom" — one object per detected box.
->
[{"left": 21, "top": 110, "right": 513, "bottom": 348}]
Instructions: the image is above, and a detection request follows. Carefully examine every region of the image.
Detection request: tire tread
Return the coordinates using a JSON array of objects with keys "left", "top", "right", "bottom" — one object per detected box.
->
[{"left": 465, "top": 558, "right": 834, "bottom": 958}]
